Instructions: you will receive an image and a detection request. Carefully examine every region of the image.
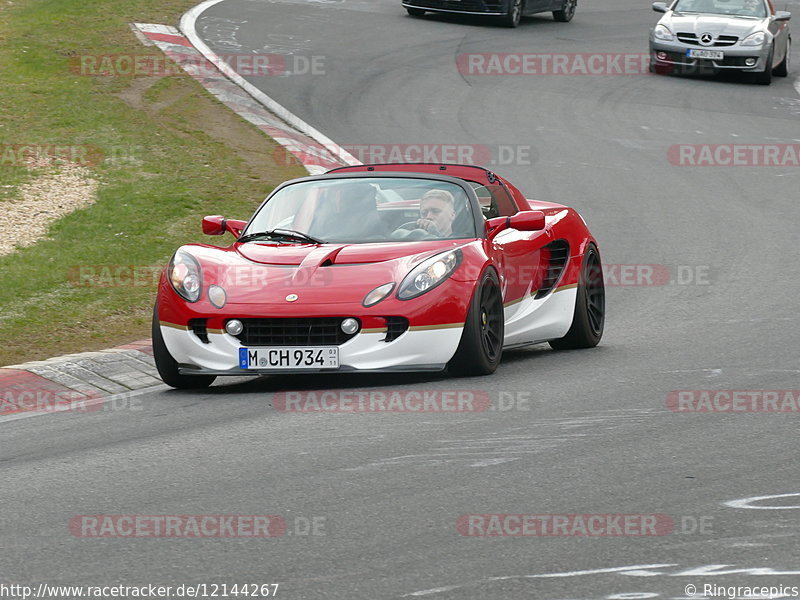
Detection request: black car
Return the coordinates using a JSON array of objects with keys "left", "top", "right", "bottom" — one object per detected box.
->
[{"left": 403, "top": 0, "right": 577, "bottom": 27}]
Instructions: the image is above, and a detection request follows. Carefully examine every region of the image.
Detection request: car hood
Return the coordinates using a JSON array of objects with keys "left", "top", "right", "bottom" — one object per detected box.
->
[
  {"left": 661, "top": 13, "right": 765, "bottom": 37},
  {"left": 235, "top": 240, "right": 455, "bottom": 266},
  {"left": 185, "top": 240, "right": 472, "bottom": 305}
]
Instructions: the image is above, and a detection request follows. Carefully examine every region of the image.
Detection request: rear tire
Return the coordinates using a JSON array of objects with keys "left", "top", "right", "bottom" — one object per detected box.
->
[
  {"left": 549, "top": 244, "right": 604, "bottom": 350},
  {"left": 406, "top": 7, "right": 426, "bottom": 16},
  {"left": 152, "top": 304, "right": 216, "bottom": 389},
  {"left": 501, "top": 0, "right": 523, "bottom": 27},
  {"left": 774, "top": 39, "right": 790, "bottom": 77},
  {"left": 553, "top": 0, "right": 576, "bottom": 22},
  {"left": 448, "top": 269, "right": 504, "bottom": 376}
]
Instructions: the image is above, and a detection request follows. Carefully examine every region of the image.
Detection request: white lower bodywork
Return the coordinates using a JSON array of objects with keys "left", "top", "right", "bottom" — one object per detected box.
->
[
  {"left": 161, "top": 325, "right": 464, "bottom": 374},
  {"left": 503, "top": 286, "right": 577, "bottom": 348}
]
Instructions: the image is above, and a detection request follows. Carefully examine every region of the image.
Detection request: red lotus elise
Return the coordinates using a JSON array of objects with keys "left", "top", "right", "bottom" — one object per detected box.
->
[{"left": 153, "top": 163, "right": 604, "bottom": 388}]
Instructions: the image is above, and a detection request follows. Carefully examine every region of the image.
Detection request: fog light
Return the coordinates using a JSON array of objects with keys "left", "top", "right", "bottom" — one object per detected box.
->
[
  {"left": 341, "top": 318, "right": 359, "bottom": 335},
  {"left": 226, "top": 319, "right": 243, "bottom": 335},
  {"left": 745, "top": 58, "right": 757, "bottom": 66},
  {"left": 656, "top": 52, "right": 668, "bottom": 60},
  {"left": 208, "top": 285, "right": 227, "bottom": 309}
]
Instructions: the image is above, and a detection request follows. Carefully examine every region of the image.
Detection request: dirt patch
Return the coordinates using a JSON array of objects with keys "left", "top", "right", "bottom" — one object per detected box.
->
[{"left": 0, "top": 166, "right": 98, "bottom": 256}]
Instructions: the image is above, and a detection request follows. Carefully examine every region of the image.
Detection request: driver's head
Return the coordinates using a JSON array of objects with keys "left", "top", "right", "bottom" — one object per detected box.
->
[{"left": 419, "top": 189, "right": 456, "bottom": 236}]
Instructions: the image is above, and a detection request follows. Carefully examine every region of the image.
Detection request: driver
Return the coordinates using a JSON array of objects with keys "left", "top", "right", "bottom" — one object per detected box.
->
[{"left": 413, "top": 189, "right": 457, "bottom": 237}]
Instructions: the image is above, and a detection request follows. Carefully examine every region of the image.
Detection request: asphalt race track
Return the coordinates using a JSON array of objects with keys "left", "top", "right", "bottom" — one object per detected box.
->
[{"left": 3, "top": 1, "right": 800, "bottom": 598}]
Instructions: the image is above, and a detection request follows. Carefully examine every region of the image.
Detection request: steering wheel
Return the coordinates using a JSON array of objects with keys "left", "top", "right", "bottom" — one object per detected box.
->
[{"left": 394, "top": 220, "right": 443, "bottom": 236}]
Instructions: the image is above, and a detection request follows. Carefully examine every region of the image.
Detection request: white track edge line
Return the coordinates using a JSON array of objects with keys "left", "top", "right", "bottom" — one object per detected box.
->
[{"left": 179, "top": 0, "right": 362, "bottom": 168}]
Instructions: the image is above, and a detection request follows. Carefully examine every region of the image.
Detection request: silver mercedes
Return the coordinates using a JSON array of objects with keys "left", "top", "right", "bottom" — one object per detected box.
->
[{"left": 649, "top": 0, "right": 791, "bottom": 84}]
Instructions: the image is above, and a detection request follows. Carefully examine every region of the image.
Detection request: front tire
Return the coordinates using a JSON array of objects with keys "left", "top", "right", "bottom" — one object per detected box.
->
[
  {"left": 406, "top": 7, "right": 426, "bottom": 16},
  {"left": 553, "top": 0, "right": 576, "bottom": 22},
  {"left": 448, "top": 269, "right": 504, "bottom": 376},
  {"left": 774, "top": 39, "right": 790, "bottom": 77},
  {"left": 152, "top": 304, "right": 216, "bottom": 389},
  {"left": 501, "top": 0, "right": 523, "bottom": 28},
  {"left": 754, "top": 46, "right": 774, "bottom": 85},
  {"left": 549, "top": 244, "right": 604, "bottom": 350}
]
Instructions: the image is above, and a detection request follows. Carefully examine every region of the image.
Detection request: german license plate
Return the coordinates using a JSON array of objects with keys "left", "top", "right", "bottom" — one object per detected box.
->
[
  {"left": 688, "top": 49, "right": 723, "bottom": 60},
  {"left": 239, "top": 347, "right": 339, "bottom": 370}
]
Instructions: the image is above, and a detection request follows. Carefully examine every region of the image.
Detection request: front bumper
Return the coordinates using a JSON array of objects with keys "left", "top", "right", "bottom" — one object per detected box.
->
[
  {"left": 402, "top": 0, "right": 506, "bottom": 16},
  {"left": 161, "top": 324, "right": 463, "bottom": 375},
  {"left": 649, "top": 38, "right": 770, "bottom": 72}
]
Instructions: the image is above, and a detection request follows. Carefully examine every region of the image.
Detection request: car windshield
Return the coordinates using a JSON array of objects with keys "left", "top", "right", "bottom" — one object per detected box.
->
[
  {"left": 672, "top": 0, "right": 766, "bottom": 17},
  {"left": 244, "top": 177, "right": 477, "bottom": 244}
]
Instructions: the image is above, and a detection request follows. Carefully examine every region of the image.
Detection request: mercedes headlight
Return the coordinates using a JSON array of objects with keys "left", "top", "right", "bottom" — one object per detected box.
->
[
  {"left": 397, "top": 249, "right": 462, "bottom": 301},
  {"left": 168, "top": 249, "right": 202, "bottom": 302},
  {"left": 653, "top": 24, "right": 674, "bottom": 41},
  {"left": 741, "top": 32, "right": 766, "bottom": 46}
]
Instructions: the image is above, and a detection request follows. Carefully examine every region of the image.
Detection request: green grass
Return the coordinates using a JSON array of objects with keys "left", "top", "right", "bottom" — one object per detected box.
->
[{"left": 0, "top": 0, "right": 306, "bottom": 365}]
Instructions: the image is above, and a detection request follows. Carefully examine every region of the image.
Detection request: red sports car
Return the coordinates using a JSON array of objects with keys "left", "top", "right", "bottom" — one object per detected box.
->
[{"left": 153, "top": 163, "right": 604, "bottom": 388}]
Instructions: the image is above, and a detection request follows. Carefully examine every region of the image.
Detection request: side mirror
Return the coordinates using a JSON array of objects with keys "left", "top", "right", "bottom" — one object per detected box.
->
[
  {"left": 774, "top": 11, "right": 791, "bottom": 21},
  {"left": 486, "top": 211, "right": 546, "bottom": 240},
  {"left": 202, "top": 215, "right": 226, "bottom": 236},
  {"left": 509, "top": 210, "right": 546, "bottom": 231},
  {"left": 202, "top": 216, "right": 247, "bottom": 238},
  {"left": 652, "top": 2, "right": 668, "bottom": 12}
]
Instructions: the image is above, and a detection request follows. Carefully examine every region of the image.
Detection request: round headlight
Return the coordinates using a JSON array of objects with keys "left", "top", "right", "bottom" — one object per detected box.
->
[
  {"left": 397, "top": 249, "right": 462, "bottom": 301},
  {"left": 414, "top": 272, "right": 434, "bottom": 292},
  {"left": 226, "top": 319, "right": 244, "bottom": 336},
  {"left": 168, "top": 249, "right": 203, "bottom": 303},
  {"left": 341, "top": 318, "right": 360, "bottom": 335}
]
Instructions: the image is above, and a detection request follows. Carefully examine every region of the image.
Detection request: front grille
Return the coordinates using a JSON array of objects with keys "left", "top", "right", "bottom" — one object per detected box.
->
[
  {"left": 234, "top": 318, "right": 358, "bottom": 347},
  {"left": 406, "top": 0, "right": 503, "bottom": 12},
  {"left": 716, "top": 35, "right": 739, "bottom": 46},
  {"left": 535, "top": 240, "right": 570, "bottom": 299},
  {"left": 189, "top": 319, "right": 209, "bottom": 344},
  {"left": 384, "top": 317, "right": 410, "bottom": 342},
  {"left": 675, "top": 33, "right": 739, "bottom": 47}
]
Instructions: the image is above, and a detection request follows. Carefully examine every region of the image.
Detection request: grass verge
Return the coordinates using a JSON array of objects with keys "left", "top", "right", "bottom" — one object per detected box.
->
[{"left": 0, "top": 0, "right": 306, "bottom": 366}]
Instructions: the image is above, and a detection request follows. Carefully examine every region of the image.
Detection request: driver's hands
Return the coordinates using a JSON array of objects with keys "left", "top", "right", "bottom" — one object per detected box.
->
[{"left": 415, "top": 218, "right": 442, "bottom": 236}]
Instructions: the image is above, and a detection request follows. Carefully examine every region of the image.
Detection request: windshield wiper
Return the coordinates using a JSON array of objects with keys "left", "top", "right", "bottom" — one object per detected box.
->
[{"left": 238, "top": 229, "right": 325, "bottom": 244}]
